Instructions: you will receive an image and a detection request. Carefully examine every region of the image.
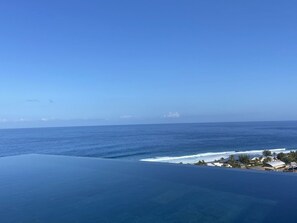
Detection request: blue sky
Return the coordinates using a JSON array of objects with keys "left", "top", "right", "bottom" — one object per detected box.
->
[{"left": 0, "top": 0, "right": 297, "bottom": 128}]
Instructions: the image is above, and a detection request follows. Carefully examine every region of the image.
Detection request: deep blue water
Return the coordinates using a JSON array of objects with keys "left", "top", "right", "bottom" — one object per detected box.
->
[
  {"left": 1, "top": 121, "right": 297, "bottom": 160},
  {"left": 1, "top": 154, "right": 297, "bottom": 222}
]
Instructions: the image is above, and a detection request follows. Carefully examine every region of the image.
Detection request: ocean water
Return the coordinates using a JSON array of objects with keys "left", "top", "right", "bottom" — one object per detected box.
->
[{"left": 0, "top": 121, "right": 297, "bottom": 163}]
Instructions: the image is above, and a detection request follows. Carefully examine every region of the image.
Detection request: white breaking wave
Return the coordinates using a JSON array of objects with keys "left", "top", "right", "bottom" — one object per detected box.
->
[{"left": 141, "top": 148, "right": 290, "bottom": 164}]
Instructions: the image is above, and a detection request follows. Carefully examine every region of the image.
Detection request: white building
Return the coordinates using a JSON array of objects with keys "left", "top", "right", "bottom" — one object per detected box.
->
[
  {"left": 265, "top": 161, "right": 286, "bottom": 170},
  {"left": 207, "top": 162, "right": 224, "bottom": 167}
]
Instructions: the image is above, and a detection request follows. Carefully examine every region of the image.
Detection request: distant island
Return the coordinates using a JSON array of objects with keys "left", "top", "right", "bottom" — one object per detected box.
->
[{"left": 194, "top": 150, "right": 297, "bottom": 173}]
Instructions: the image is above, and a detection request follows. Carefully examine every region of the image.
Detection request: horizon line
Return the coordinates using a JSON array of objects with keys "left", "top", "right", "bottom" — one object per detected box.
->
[{"left": 1, "top": 119, "right": 297, "bottom": 131}]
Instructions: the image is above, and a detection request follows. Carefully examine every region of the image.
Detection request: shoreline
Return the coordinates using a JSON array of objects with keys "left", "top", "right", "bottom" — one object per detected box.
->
[
  {"left": 141, "top": 148, "right": 290, "bottom": 164},
  {"left": 142, "top": 148, "right": 297, "bottom": 173}
]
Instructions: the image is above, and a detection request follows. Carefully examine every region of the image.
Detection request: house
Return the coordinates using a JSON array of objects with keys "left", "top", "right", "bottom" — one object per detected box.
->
[
  {"left": 207, "top": 162, "right": 223, "bottom": 167},
  {"left": 288, "top": 162, "right": 297, "bottom": 171},
  {"left": 213, "top": 162, "right": 224, "bottom": 167},
  {"left": 265, "top": 160, "right": 286, "bottom": 170},
  {"left": 260, "top": 156, "right": 276, "bottom": 162},
  {"left": 224, "top": 163, "right": 232, "bottom": 168}
]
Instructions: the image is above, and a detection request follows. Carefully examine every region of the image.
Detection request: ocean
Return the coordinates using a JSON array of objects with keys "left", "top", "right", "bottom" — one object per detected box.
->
[{"left": 1, "top": 121, "right": 297, "bottom": 163}]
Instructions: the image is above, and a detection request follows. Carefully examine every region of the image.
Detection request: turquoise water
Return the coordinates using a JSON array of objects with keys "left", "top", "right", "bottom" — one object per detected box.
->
[
  {"left": 1, "top": 121, "right": 297, "bottom": 161},
  {"left": 0, "top": 154, "right": 296, "bottom": 222}
]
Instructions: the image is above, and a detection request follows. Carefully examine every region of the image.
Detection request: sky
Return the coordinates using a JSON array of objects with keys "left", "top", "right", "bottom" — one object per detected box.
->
[{"left": 0, "top": 0, "right": 297, "bottom": 128}]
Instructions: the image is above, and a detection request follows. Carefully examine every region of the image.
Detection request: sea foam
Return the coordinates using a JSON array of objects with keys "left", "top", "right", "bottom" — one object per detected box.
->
[{"left": 141, "top": 148, "right": 289, "bottom": 164}]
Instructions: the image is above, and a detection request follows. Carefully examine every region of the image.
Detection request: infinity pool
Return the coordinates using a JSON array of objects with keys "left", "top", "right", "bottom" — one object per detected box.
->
[{"left": 0, "top": 154, "right": 296, "bottom": 222}]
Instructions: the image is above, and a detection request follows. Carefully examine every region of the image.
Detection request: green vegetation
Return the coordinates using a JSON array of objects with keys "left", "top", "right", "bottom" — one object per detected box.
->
[
  {"left": 277, "top": 151, "right": 297, "bottom": 164},
  {"left": 193, "top": 150, "right": 297, "bottom": 173},
  {"left": 226, "top": 155, "right": 241, "bottom": 168},
  {"left": 238, "top": 154, "right": 250, "bottom": 164},
  {"left": 262, "top": 157, "right": 272, "bottom": 164},
  {"left": 249, "top": 157, "right": 262, "bottom": 167},
  {"left": 262, "top": 150, "right": 272, "bottom": 157},
  {"left": 277, "top": 152, "right": 286, "bottom": 160},
  {"left": 195, "top": 160, "right": 207, "bottom": 166},
  {"left": 229, "top": 155, "right": 235, "bottom": 163}
]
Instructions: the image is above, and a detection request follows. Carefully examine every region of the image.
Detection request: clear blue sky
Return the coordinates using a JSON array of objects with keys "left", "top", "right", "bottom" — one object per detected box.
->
[{"left": 0, "top": 0, "right": 296, "bottom": 128}]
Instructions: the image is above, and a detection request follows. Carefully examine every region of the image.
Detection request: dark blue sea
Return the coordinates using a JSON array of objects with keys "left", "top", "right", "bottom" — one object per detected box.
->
[{"left": 1, "top": 121, "right": 297, "bottom": 163}]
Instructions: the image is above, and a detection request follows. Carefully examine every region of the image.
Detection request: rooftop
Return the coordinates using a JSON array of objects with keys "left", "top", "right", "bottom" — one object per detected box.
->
[
  {"left": 1, "top": 154, "right": 297, "bottom": 223},
  {"left": 266, "top": 160, "right": 286, "bottom": 168}
]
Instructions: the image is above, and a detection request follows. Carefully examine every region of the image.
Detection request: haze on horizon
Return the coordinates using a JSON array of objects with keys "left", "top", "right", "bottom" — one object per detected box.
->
[{"left": 0, "top": 0, "right": 297, "bottom": 128}]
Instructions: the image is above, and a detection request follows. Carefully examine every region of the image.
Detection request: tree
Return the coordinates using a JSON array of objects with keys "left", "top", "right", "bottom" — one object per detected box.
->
[
  {"left": 289, "top": 151, "right": 297, "bottom": 162},
  {"left": 238, "top": 154, "right": 250, "bottom": 164},
  {"left": 195, "top": 160, "right": 206, "bottom": 166},
  {"left": 277, "top": 152, "right": 286, "bottom": 161},
  {"left": 262, "top": 150, "right": 272, "bottom": 157},
  {"left": 227, "top": 155, "right": 240, "bottom": 168},
  {"left": 229, "top": 155, "right": 235, "bottom": 163},
  {"left": 276, "top": 151, "right": 297, "bottom": 164},
  {"left": 263, "top": 157, "right": 272, "bottom": 164}
]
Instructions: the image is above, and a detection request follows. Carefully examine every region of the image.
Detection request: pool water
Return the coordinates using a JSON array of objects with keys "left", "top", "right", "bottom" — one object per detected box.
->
[{"left": 0, "top": 154, "right": 296, "bottom": 222}]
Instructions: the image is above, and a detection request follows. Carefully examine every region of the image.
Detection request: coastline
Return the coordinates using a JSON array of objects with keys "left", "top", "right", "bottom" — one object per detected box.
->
[
  {"left": 141, "top": 148, "right": 297, "bottom": 173},
  {"left": 141, "top": 148, "right": 289, "bottom": 164}
]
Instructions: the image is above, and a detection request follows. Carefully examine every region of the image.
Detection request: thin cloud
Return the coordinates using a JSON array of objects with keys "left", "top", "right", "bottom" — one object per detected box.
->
[{"left": 164, "top": 112, "right": 181, "bottom": 118}]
